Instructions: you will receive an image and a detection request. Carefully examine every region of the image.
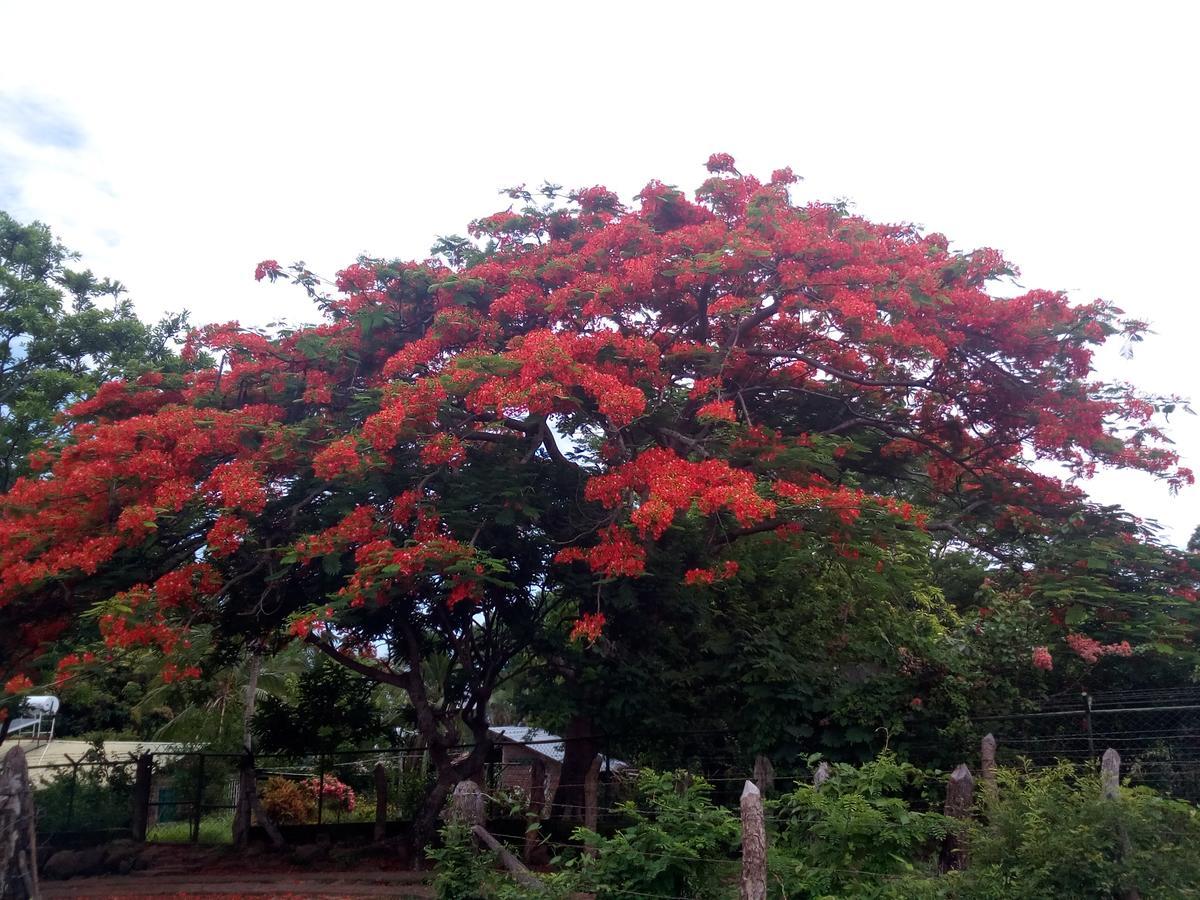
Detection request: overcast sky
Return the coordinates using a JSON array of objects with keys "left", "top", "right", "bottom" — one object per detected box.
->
[{"left": 1, "top": 1, "right": 1196, "bottom": 543}]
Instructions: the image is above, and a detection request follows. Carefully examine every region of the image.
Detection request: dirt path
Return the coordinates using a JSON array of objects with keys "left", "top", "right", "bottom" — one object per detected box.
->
[{"left": 39, "top": 870, "right": 434, "bottom": 898}]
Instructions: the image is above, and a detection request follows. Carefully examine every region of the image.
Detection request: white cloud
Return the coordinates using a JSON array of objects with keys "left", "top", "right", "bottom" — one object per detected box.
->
[{"left": 1, "top": 0, "right": 1196, "bottom": 542}]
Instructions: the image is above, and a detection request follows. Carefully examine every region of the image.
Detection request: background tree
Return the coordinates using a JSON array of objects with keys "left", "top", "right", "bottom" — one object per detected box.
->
[
  {"left": 253, "top": 652, "right": 395, "bottom": 756},
  {"left": 0, "top": 210, "right": 190, "bottom": 492},
  {"left": 1, "top": 157, "right": 1193, "bottom": 845}
]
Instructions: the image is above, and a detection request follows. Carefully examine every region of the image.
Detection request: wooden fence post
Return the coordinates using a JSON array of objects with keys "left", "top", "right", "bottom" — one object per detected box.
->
[
  {"left": 373, "top": 762, "right": 388, "bottom": 842},
  {"left": 939, "top": 763, "right": 974, "bottom": 872},
  {"left": 132, "top": 752, "right": 153, "bottom": 841},
  {"left": 753, "top": 755, "right": 775, "bottom": 796},
  {"left": 980, "top": 734, "right": 997, "bottom": 801},
  {"left": 812, "top": 761, "right": 831, "bottom": 789},
  {"left": 1102, "top": 748, "right": 1141, "bottom": 900},
  {"left": 740, "top": 780, "right": 767, "bottom": 900}
]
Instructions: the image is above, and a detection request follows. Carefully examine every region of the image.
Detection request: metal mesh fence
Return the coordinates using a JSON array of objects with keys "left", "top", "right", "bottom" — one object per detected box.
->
[
  {"left": 973, "top": 686, "right": 1200, "bottom": 800},
  {"left": 26, "top": 695, "right": 1200, "bottom": 847}
]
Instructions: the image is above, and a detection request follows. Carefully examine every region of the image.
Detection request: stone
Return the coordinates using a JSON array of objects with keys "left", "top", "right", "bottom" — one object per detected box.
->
[
  {"left": 289, "top": 843, "right": 329, "bottom": 865},
  {"left": 42, "top": 846, "right": 106, "bottom": 880}
]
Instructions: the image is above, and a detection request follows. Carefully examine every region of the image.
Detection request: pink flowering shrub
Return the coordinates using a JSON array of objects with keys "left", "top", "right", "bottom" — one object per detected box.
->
[
  {"left": 1065, "top": 633, "right": 1133, "bottom": 664},
  {"left": 303, "top": 773, "right": 356, "bottom": 814}
]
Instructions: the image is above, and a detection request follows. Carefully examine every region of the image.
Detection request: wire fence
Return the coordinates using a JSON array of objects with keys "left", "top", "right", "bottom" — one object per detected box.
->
[
  {"left": 21, "top": 687, "right": 1200, "bottom": 847},
  {"left": 971, "top": 686, "right": 1200, "bottom": 801},
  {"left": 24, "top": 739, "right": 630, "bottom": 844}
]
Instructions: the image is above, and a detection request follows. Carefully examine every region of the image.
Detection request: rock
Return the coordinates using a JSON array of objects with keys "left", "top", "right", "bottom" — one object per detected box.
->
[
  {"left": 42, "top": 846, "right": 107, "bottom": 880},
  {"left": 103, "top": 839, "right": 143, "bottom": 871},
  {"left": 289, "top": 843, "right": 329, "bottom": 865},
  {"left": 42, "top": 850, "right": 75, "bottom": 880}
]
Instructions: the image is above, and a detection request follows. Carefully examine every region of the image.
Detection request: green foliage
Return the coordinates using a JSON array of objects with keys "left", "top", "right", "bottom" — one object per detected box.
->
[
  {"left": 428, "top": 819, "right": 583, "bottom": 899},
  {"left": 429, "top": 822, "right": 494, "bottom": 900},
  {"left": 33, "top": 744, "right": 135, "bottom": 833},
  {"left": 516, "top": 523, "right": 967, "bottom": 768},
  {"left": 0, "top": 210, "right": 191, "bottom": 492},
  {"left": 769, "top": 752, "right": 950, "bottom": 897},
  {"left": 253, "top": 654, "right": 391, "bottom": 755},
  {"left": 394, "top": 764, "right": 437, "bottom": 821},
  {"left": 962, "top": 762, "right": 1200, "bottom": 898},
  {"left": 563, "top": 769, "right": 741, "bottom": 899},
  {"left": 50, "top": 647, "right": 176, "bottom": 738}
]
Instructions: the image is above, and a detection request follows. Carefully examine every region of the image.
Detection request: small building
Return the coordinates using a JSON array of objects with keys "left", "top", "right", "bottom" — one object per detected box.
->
[{"left": 487, "top": 724, "right": 628, "bottom": 812}]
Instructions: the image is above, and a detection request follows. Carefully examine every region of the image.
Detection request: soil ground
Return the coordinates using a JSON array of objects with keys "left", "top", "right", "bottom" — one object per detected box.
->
[
  {"left": 39, "top": 871, "right": 434, "bottom": 898},
  {"left": 37, "top": 842, "right": 435, "bottom": 898}
]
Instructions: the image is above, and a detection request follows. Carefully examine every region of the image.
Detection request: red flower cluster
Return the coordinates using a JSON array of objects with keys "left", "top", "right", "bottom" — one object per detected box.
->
[
  {"left": 555, "top": 526, "right": 646, "bottom": 578},
  {"left": 683, "top": 561, "right": 740, "bottom": 586},
  {"left": 254, "top": 260, "right": 282, "bottom": 281},
  {"left": 160, "top": 663, "right": 202, "bottom": 683},
  {"left": 4, "top": 674, "right": 32, "bottom": 694},
  {"left": 570, "top": 612, "right": 606, "bottom": 644},
  {"left": 696, "top": 399, "right": 737, "bottom": 424},
  {"left": 1031, "top": 646, "right": 1054, "bottom": 671},
  {"left": 0, "top": 154, "right": 1192, "bottom": 689},
  {"left": 289, "top": 607, "right": 334, "bottom": 638},
  {"left": 586, "top": 448, "right": 774, "bottom": 540}
]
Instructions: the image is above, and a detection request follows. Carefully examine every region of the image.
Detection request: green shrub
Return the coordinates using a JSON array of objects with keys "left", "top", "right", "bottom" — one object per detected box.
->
[
  {"left": 961, "top": 761, "right": 1200, "bottom": 899},
  {"left": 768, "top": 752, "right": 951, "bottom": 898},
  {"left": 563, "top": 769, "right": 741, "bottom": 899},
  {"left": 429, "top": 822, "right": 494, "bottom": 900},
  {"left": 423, "top": 755, "right": 1200, "bottom": 900},
  {"left": 34, "top": 748, "right": 136, "bottom": 833},
  {"left": 259, "top": 775, "right": 311, "bottom": 824},
  {"left": 394, "top": 764, "right": 437, "bottom": 820}
]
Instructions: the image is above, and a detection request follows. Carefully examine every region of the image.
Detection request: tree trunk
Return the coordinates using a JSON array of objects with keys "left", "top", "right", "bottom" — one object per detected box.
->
[
  {"left": 409, "top": 716, "right": 493, "bottom": 855},
  {"left": 550, "top": 714, "right": 596, "bottom": 823},
  {"left": 233, "top": 651, "right": 285, "bottom": 849},
  {"left": 411, "top": 767, "right": 455, "bottom": 854}
]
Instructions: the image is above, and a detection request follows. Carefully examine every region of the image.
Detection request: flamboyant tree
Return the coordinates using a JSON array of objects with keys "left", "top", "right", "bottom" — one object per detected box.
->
[{"left": 1, "top": 156, "right": 1194, "bottom": 840}]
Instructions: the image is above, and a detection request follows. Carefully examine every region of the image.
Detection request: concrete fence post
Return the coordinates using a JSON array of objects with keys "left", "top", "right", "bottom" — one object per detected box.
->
[{"left": 1102, "top": 748, "right": 1141, "bottom": 900}]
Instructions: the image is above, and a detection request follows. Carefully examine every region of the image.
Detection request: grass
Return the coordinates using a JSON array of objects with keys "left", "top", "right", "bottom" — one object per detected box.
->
[{"left": 147, "top": 813, "right": 233, "bottom": 844}]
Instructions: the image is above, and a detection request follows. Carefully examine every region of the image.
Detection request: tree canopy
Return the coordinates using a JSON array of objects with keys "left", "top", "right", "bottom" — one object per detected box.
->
[{"left": 1, "top": 156, "right": 1195, "bottom": 837}]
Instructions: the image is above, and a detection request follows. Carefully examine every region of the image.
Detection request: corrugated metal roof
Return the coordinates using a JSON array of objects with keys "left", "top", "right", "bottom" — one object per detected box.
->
[{"left": 487, "top": 725, "right": 628, "bottom": 770}]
